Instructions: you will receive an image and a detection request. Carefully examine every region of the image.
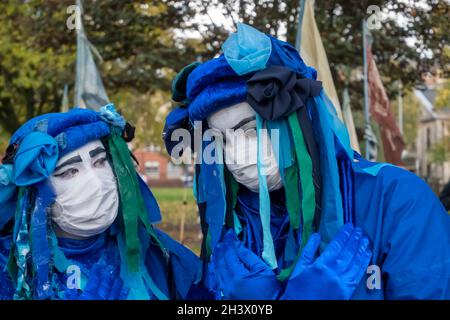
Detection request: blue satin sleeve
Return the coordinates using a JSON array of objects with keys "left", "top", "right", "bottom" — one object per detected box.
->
[
  {"left": 352, "top": 161, "right": 450, "bottom": 299},
  {"left": 0, "top": 234, "right": 14, "bottom": 300}
]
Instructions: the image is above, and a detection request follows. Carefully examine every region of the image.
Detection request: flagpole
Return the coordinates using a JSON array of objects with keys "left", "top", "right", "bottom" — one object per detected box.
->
[
  {"left": 362, "top": 19, "right": 370, "bottom": 158},
  {"left": 295, "top": 0, "right": 306, "bottom": 50},
  {"left": 75, "top": 0, "right": 83, "bottom": 107},
  {"left": 398, "top": 80, "right": 403, "bottom": 134}
]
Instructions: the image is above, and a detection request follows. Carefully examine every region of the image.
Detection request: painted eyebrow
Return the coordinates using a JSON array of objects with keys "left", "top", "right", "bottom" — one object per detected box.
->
[
  {"left": 54, "top": 155, "right": 82, "bottom": 172},
  {"left": 89, "top": 147, "right": 106, "bottom": 158},
  {"left": 231, "top": 116, "right": 256, "bottom": 130}
]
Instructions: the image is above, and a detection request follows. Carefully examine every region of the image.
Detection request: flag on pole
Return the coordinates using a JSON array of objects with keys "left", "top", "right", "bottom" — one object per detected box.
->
[
  {"left": 341, "top": 86, "right": 362, "bottom": 154},
  {"left": 364, "top": 23, "right": 404, "bottom": 165},
  {"left": 74, "top": 0, "right": 109, "bottom": 110},
  {"left": 296, "top": 0, "right": 360, "bottom": 151}
]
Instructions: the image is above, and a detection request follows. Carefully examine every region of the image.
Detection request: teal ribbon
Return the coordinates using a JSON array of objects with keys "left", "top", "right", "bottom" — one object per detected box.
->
[
  {"left": 117, "top": 232, "right": 168, "bottom": 300},
  {"left": 256, "top": 114, "right": 277, "bottom": 270}
]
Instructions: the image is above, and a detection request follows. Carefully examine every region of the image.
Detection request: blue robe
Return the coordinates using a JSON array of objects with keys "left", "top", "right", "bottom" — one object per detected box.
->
[
  {"left": 205, "top": 159, "right": 450, "bottom": 299},
  {"left": 352, "top": 158, "right": 450, "bottom": 299},
  {"left": 0, "top": 227, "right": 200, "bottom": 300}
]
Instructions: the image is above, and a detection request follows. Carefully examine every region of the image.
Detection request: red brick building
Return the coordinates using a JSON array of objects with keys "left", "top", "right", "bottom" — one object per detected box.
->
[{"left": 133, "top": 145, "right": 192, "bottom": 188}]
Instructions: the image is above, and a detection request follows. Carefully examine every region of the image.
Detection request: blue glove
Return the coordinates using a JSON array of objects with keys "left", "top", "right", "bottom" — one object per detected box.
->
[
  {"left": 212, "top": 230, "right": 282, "bottom": 300},
  {"left": 65, "top": 262, "right": 129, "bottom": 300},
  {"left": 282, "top": 223, "right": 372, "bottom": 300}
]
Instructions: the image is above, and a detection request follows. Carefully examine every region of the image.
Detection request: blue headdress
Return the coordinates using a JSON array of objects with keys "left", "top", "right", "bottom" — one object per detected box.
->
[
  {"left": 164, "top": 23, "right": 390, "bottom": 279},
  {"left": 0, "top": 105, "right": 165, "bottom": 299}
]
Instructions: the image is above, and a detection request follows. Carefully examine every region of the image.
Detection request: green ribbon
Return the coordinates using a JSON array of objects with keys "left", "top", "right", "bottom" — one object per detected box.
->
[
  {"left": 287, "top": 113, "right": 316, "bottom": 248},
  {"left": 284, "top": 164, "right": 301, "bottom": 230},
  {"left": 107, "top": 132, "right": 166, "bottom": 272}
]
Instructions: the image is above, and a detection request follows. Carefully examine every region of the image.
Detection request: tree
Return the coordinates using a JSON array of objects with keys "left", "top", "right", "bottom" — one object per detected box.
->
[
  {"left": 0, "top": 0, "right": 200, "bottom": 140},
  {"left": 191, "top": 0, "right": 449, "bottom": 139},
  {"left": 435, "top": 78, "right": 450, "bottom": 110},
  {"left": 429, "top": 136, "right": 450, "bottom": 165}
]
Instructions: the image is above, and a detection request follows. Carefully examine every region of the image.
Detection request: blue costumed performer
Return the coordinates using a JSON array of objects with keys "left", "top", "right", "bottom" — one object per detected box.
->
[
  {"left": 163, "top": 23, "right": 450, "bottom": 300},
  {"left": 0, "top": 104, "right": 200, "bottom": 300}
]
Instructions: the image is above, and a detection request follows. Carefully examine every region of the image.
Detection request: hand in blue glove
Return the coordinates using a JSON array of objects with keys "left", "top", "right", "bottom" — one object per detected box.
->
[
  {"left": 212, "top": 230, "right": 282, "bottom": 300},
  {"left": 282, "top": 223, "right": 372, "bottom": 300},
  {"left": 65, "top": 262, "right": 129, "bottom": 300}
]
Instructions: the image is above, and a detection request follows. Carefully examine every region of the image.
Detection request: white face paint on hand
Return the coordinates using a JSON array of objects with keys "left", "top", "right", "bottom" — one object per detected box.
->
[
  {"left": 207, "top": 102, "right": 283, "bottom": 193},
  {"left": 49, "top": 140, "right": 119, "bottom": 238}
]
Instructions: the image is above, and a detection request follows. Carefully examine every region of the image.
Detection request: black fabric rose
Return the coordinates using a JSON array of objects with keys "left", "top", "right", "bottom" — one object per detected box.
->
[{"left": 246, "top": 65, "right": 322, "bottom": 121}]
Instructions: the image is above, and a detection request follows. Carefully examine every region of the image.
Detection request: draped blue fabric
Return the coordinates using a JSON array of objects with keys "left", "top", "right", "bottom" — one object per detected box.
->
[
  {"left": 30, "top": 182, "right": 56, "bottom": 299},
  {"left": 0, "top": 165, "right": 16, "bottom": 230},
  {"left": 0, "top": 227, "right": 200, "bottom": 300},
  {"left": 351, "top": 158, "right": 450, "bottom": 299},
  {"left": 308, "top": 97, "right": 344, "bottom": 246},
  {"left": 235, "top": 187, "right": 294, "bottom": 271},
  {"left": 204, "top": 160, "right": 450, "bottom": 299},
  {"left": 14, "top": 132, "right": 59, "bottom": 186},
  {"left": 267, "top": 36, "right": 317, "bottom": 80},
  {"left": 197, "top": 138, "right": 227, "bottom": 252},
  {"left": 138, "top": 175, "right": 162, "bottom": 224},
  {"left": 202, "top": 187, "right": 294, "bottom": 298},
  {"left": 0, "top": 234, "right": 15, "bottom": 300}
]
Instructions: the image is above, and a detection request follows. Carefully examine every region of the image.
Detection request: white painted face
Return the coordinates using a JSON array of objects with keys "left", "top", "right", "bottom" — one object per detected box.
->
[
  {"left": 207, "top": 102, "right": 283, "bottom": 193},
  {"left": 49, "top": 140, "right": 119, "bottom": 238}
]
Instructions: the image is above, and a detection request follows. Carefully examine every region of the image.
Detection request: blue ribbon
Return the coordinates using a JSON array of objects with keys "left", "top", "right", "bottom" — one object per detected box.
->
[{"left": 256, "top": 114, "right": 277, "bottom": 270}]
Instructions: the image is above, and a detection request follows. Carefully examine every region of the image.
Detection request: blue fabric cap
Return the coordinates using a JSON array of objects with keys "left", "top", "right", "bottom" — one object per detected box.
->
[
  {"left": 222, "top": 23, "right": 272, "bottom": 76},
  {"left": 186, "top": 56, "right": 240, "bottom": 101},
  {"left": 11, "top": 108, "right": 102, "bottom": 145},
  {"left": 10, "top": 107, "right": 112, "bottom": 157},
  {"left": 14, "top": 131, "right": 59, "bottom": 186},
  {"left": 98, "top": 103, "right": 126, "bottom": 130},
  {"left": 188, "top": 79, "right": 248, "bottom": 121},
  {"left": 172, "top": 62, "right": 201, "bottom": 104},
  {"left": 55, "top": 121, "right": 110, "bottom": 156}
]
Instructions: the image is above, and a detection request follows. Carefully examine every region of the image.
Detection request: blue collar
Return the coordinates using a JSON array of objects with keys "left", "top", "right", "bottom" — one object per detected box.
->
[{"left": 57, "top": 231, "right": 108, "bottom": 258}]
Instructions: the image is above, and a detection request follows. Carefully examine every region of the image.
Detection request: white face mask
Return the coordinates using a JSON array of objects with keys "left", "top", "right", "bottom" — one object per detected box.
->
[
  {"left": 49, "top": 140, "right": 119, "bottom": 238},
  {"left": 207, "top": 102, "right": 283, "bottom": 193}
]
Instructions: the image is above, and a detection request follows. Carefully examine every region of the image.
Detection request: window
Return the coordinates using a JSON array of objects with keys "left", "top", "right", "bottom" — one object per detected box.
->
[
  {"left": 167, "top": 162, "right": 183, "bottom": 179},
  {"left": 145, "top": 161, "right": 160, "bottom": 179}
]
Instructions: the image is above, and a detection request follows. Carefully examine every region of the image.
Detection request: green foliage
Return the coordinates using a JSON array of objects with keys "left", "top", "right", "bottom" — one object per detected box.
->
[
  {"left": 391, "top": 89, "right": 421, "bottom": 148},
  {"left": 435, "top": 78, "right": 450, "bottom": 110},
  {"left": 429, "top": 136, "right": 450, "bottom": 164},
  {"left": 192, "top": 0, "right": 449, "bottom": 140},
  {"left": 0, "top": 0, "right": 447, "bottom": 151},
  {"left": 0, "top": 0, "right": 200, "bottom": 137},
  {"left": 152, "top": 187, "right": 201, "bottom": 254},
  {"left": 152, "top": 187, "right": 195, "bottom": 202}
]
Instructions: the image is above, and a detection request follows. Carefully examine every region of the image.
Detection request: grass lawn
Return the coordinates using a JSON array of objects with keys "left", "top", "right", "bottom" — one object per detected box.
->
[{"left": 152, "top": 187, "right": 202, "bottom": 255}]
